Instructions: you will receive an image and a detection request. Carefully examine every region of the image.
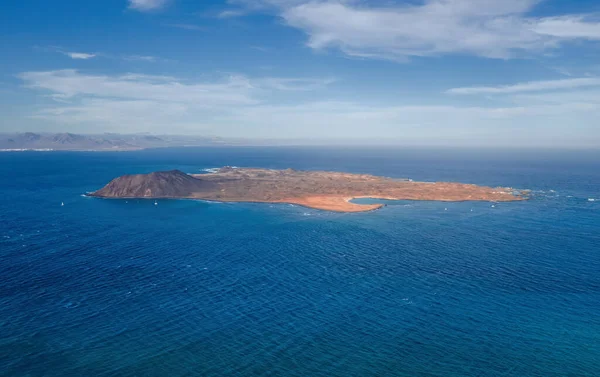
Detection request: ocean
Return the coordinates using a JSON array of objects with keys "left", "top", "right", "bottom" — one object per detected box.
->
[{"left": 1, "top": 147, "right": 599, "bottom": 376}]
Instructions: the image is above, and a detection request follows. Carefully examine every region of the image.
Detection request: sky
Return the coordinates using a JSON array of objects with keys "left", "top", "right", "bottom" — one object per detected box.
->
[{"left": 2, "top": 0, "right": 600, "bottom": 146}]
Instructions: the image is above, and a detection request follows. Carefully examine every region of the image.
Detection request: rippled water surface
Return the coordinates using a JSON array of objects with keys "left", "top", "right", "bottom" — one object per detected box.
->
[{"left": 1, "top": 147, "right": 599, "bottom": 376}]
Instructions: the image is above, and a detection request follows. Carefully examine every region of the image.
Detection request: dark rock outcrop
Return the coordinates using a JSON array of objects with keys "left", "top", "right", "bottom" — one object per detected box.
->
[{"left": 90, "top": 170, "right": 217, "bottom": 198}]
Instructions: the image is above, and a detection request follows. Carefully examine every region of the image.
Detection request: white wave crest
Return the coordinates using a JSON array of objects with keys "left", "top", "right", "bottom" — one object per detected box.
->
[{"left": 201, "top": 166, "right": 240, "bottom": 173}]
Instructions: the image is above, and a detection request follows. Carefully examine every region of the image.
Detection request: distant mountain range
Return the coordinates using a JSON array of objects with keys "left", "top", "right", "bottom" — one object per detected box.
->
[{"left": 0, "top": 132, "right": 231, "bottom": 151}]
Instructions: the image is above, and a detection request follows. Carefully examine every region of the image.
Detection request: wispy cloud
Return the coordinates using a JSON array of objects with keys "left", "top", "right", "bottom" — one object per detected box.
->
[
  {"left": 40, "top": 47, "right": 97, "bottom": 60},
  {"left": 123, "top": 55, "right": 159, "bottom": 62},
  {"left": 43, "top": 46, "right": 165, "bottom": 63},
  {"left": 18, "top": 70, "right": 335, "bottom": 103},
  {"left": 281, "top": 0, "right": 544, "bottom": 60},
  {"left": 128, "top": 0, "right": 169, "bottom": 12},
  {"left": 448, "top": 77, "right": 600, "bottom": 94},
  {"left": 65, "top": 52, "right": 97, "bottom": 60},
  {"left": 232, "top": 0, "right": 600, "bottom": 61},
  {"left": 533, "top": 15, "right": 600, "bottom": 39},
  {"left": 257, "top": 77, "right": 336, "bottom": 91},
  {"left": 15, "top": 70, "right": 340, "bottom": 135},
  {"left": 217, "top": 9, "right": 247, "bottom": 18},
  {"left": 18, "top": 70, "right": 258, "bottom": 106}
]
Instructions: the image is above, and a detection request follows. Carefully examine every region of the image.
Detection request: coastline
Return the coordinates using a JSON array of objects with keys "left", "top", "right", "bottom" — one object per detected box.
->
[
  {"left": 86, "top": 194, "right": 384, "bottom": 213},
  {"left": 88, "top": 167, "right": 528, "bottom": 213},
  {"left": 278, "top": 193, "right": 527, "bottom": 213},
  {"left": 87, "top": 193, "right": 527, "bottom": 213}
]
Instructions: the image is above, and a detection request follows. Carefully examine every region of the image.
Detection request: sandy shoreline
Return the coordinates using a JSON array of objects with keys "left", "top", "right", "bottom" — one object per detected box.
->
[
  {"left": 275, "top": 193, "right": 526, "bottom": 213},
  {"left": 233, "top": 194, "right": 523, "bottom": 213},
  {"left": 276, "top": 196, "right": 384, "bottom": 212},
  {"left": 89, "top": 193, "right": 525, "bottom": 213}
]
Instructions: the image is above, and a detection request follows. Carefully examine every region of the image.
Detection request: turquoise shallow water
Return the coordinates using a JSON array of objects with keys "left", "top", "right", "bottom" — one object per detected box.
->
[{"left": 1, "top": 147, "right": 599, "bottom": 376}]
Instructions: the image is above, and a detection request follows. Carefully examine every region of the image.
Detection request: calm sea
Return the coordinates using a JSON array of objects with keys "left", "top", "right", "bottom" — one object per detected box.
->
[{"left": 1, "top": 147, "right": 599, "bottom": 376}]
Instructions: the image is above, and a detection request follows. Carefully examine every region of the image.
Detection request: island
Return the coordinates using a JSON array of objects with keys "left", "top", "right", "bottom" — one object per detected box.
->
[{"left": 89, "top": 167, "right": 527, "bottom": 212}]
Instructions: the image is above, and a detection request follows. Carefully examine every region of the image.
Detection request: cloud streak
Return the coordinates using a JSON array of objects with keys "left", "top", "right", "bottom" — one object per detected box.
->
[
  {"left": 17, "top": 70, "right": 336, "bottom": 111},
  {"left": 19, "top": 70, "right": 258, "bottom": 106},
  {"left": 448, "top": 77, "right": 600, "bottom": 94},
  {"left": 45, "top": 46, "right": 165, "bottom": 63},
  {"left": 534, "top": 16, "right": 600, "bottom": 39},
  {"left": 123, "top": 55, "right": 160, "bottom": 62},
  {"left": 65, "top": 52, "right": 97, "bottom": 60},
  {"left": 217, "top": 9, "right": 247, "bottom": 18}
]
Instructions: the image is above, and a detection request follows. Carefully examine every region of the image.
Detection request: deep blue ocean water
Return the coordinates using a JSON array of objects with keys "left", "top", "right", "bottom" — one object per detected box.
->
[{"left": 1, "top": 147, "right": 599, "bottom": 376}]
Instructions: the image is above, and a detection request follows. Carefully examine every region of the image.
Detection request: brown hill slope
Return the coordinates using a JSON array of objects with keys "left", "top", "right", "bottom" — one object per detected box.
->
[{"left": 91, "top": 170, "right": 218, "bottom": 198}]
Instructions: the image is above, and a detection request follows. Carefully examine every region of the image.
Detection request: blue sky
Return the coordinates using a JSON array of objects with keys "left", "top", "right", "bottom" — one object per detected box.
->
[{"left": 2, "top": 0, "right": 600, "bottom": 146}]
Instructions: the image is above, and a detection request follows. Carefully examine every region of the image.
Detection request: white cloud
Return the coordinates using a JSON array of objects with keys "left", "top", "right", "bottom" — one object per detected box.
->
[
  {"left": 281, "top": 0, "right": 544, "bottom": 60},
  {"left": 448, "top": 77, "right": 600, "bottom": 94},
  {"left": 534, "top": 16, "right": 600, "bottom": 39},
  {"left": 218, "top": 9, "right": 247, "bottom": 18},
  {"left": 128, "top": 0, "right": 169, "bottom": 12},
  {"left": 16, "top": 70, "right": 338, "bottom": 134},
  {"left": 65, "top": 52, "right": 96, "bottom": 60},
  {"left": 18, "top": 70, "right": 335, "bottom": 103},
  {"left": 47, "top": 47, "right": 165, "bottom": 62},
  {"left": 233, "top": 0, "right": 600, "bottom": 61},
  {"left": 19, "top": 70, "right": 258, "bottom": 106}
]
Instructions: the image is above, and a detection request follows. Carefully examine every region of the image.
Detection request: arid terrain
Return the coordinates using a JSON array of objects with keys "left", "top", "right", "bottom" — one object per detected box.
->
[{"left": 90, "top": 167, "right": 526, "bottom": 212}]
